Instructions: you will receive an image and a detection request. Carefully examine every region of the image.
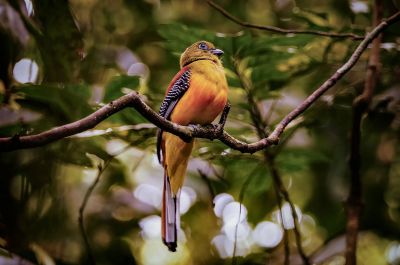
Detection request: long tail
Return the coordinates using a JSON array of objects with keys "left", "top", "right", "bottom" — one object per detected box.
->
[{"left": 162, "top": 172, "right": 180, "bottom": 252}]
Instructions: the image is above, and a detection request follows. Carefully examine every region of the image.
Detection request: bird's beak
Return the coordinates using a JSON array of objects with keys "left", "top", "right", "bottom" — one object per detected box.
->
[{"left": 211, "top": 48, "right": 224, "bottom": 57}]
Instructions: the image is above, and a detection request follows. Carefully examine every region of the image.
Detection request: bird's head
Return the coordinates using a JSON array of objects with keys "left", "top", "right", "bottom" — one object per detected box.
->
[{"left": 180, "top": 41, "right": 224, "bottom": 68}]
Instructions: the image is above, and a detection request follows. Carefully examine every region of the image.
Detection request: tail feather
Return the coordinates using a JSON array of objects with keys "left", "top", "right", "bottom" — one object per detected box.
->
[{"left": 162, "top": 173, "right": 180, "bottom": 252}]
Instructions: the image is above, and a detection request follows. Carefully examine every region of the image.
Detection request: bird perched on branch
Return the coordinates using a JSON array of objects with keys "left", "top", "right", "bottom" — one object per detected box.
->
[{"left": 157, "top": 41, "right": 228, "bottom": 251}]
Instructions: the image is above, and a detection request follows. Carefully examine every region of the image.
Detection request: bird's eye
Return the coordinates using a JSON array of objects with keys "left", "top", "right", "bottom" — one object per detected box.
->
[{"left": 198, "top": 42, "right": 208, "bottom": 50}]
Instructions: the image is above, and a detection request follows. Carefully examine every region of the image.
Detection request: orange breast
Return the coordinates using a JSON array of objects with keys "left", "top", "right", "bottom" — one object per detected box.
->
[{"left": 170, "top": 61, "right": 228, "bottom": 125}]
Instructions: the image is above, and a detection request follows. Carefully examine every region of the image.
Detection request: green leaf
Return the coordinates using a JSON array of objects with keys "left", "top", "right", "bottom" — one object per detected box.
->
[
  {"left": 158, "top": 23, "right": 217, "bottom": 54},
  {"left": 103, "top": 75, "right": 139, "bottom": 102},
  {"left": 18, "top": 83, "right": 92, "bottom": 121},
  {"left": 239, "top": 35, "right": 316, "bottom": 58},
  {"left": 245, "top": 165, "right": 272, "bottom": 196},
  {"left": 293, "top": 8, "right": 331, "bottom": 29},
  {"left": 277, "top": 148, "right": 328, "bottom": 173}
]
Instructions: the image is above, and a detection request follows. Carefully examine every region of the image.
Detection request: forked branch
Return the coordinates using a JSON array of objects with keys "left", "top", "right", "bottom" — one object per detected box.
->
[
  {"left": 0, "top": 11, "right": 399, "bottom": 153},
  {"left": 345, "top": 1, "right": 383, "bottom": 265},
  {"left": 206, "top": 0, "right": 364, "bottom": 40}
]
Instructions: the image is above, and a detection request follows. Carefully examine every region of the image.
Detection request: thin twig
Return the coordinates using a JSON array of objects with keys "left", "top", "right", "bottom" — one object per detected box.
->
[
  {"left": 263, "top": 155, "right": 290, "bottom": 265},
  {"left": 0, "top": 12, "right": 399, "bottom": 153},
  {"left": 231, "top": 165, "right": 261, "bottom": 264},
  {"left": 273, "top": 164, "right": 309, "bottom": 265},
  {"left": 271, "top": 168, "right": 290, "bottom": 265},
  {"left": 267, "top": 131, "right": 309, "bottom": 265},
  {"left": 78, "top": 160, "right": 110, "bottom": 265},
  {"left": 206, "top": 0, "right": 364, "bottom": 40},
  {"left": 345, "top": 1, "right": 383, "bottom": 265},
  {"left": 78, "top": 145, "right": 132, "bottom": 265},
  {"left": 198, "top": 170, "right": 216, "bottom": 207},
  {"left": 234, "top": 59, "right": 310, "bottom": 264}
]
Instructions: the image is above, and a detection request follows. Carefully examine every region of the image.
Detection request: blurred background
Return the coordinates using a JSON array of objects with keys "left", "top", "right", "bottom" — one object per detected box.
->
[{"left": 0, "top": 0, "right": 400, "bottom": 264}]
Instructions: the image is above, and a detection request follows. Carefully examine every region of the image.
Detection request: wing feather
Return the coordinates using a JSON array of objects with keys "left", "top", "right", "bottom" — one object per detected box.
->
[{"left": 157, "top": 68, "right": 191, "bottom": 163}]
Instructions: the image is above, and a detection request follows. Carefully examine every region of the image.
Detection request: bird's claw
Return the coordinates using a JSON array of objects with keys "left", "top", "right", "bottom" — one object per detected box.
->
[{"left": 205, "top": 123, "right": 223, "bottom": 139}]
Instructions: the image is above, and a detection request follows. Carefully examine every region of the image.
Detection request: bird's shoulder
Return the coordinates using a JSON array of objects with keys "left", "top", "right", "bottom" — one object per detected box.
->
[{"left": 165, "top": 66, "right": 191, "bottom": 95}]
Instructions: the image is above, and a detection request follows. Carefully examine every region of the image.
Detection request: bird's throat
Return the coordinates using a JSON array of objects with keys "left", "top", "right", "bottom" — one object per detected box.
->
[{"left": 182, "top": 57, "right": 217, "bottom": 67}]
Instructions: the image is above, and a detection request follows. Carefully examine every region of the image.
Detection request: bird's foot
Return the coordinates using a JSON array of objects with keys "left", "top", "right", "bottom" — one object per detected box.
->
[{"left": 203, "top": 123, "right": 223, "bottom": 139}]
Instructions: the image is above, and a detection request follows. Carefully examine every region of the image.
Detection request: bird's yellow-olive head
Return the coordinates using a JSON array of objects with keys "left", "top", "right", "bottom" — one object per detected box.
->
[{"left": 180, "top": 41, "right": 224, "bottom": 68}]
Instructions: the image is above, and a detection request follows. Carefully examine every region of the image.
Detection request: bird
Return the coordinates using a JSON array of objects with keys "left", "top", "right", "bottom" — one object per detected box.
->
[{"left": 157, "top": 41, "right": 228, "bottom": 252}]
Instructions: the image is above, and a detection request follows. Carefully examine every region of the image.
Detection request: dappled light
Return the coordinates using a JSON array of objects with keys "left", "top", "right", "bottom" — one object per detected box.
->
[
  {"left": 273, "top": 202, "right": 303, "bottom": 230},
  {"left": 13, "top": 58, "right": 39, "bottom": 84},
  {"left": 387, "top": 242, "right": 400, "bottom": 265},
  {"left": 252, "top": 221, "right": 283, "bottom": 248},
  {"left": 213, "top": 193, "right": 234, "bottom": 217},
  {"left": 134, "top": 183, "right": 162, "bottom": 209},
  {"left": 1, "top": 0, "right": 399, "bottom": 265},
  {"left": 350, "top": 1, "right": 369, "bottom": 13},
  {"left": 222, "top": 201, "right": 247, "bottom": 224}
]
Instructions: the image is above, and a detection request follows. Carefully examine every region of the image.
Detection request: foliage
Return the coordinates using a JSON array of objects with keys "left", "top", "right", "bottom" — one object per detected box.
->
[{"left": 0, "top": 0, "right": 400, "bottom": 265}]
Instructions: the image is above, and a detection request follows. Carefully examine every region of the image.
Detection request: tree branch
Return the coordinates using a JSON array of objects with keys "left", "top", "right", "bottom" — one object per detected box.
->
[
  {"left": 206, "top": 0, "right": 364, "bottom": 40},
  {"left": 233, "top": 58, "right": 309, "bottom": 264},
  {"left": 0, "top": 11, "right": 399, "bottom": 153},
  {"left": 267, "top": 11, "right": 400, "bottom": 142},
  {"left": 345, "top": 1, "right": 383, "bottom": 265}
]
